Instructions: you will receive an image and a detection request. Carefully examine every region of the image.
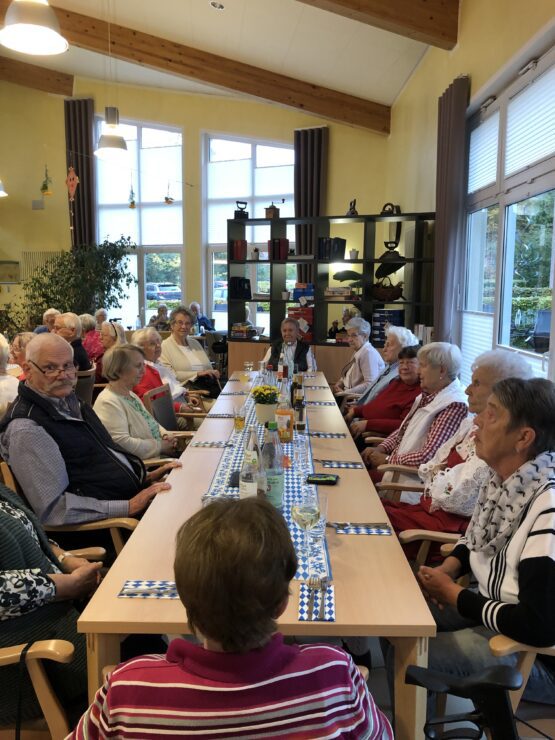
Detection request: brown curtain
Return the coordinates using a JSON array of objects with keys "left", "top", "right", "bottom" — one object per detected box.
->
[
  {"left": 64, "top": 98, "right": 96, "bottom": 248},
  {"left": 434, "top": 76, "right": 470, "bottom": 343},
  {"left": 294, "top": 126, "right": 328, "bottom": 282}
]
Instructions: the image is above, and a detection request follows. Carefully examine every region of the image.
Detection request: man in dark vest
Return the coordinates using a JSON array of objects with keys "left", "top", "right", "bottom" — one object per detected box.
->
[
  {"left": 0, "top": 333, "right": 176, "bottom": 526},
  {"left": 263, "top": 318, "right": 316, "bottom": 373}
]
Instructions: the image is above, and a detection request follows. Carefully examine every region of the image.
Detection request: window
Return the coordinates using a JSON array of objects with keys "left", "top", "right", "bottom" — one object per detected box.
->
[
  {"left": 96, "top": 120, "right": 183, "bottom": 326},
  {"left": 461, "top": 46, "right": 555, "bottom": 384},
  {"left": 205, "top": 135, "right": 294, "bottom": 331}
]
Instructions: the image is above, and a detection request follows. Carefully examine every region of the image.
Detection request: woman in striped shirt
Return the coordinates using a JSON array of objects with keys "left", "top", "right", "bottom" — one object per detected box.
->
[{"left": 71, "top": 498, "right": 393, "bottom": 739}]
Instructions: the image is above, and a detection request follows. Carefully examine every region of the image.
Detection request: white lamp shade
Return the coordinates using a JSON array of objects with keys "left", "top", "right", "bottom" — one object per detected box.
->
[
  {"left": 0, "top": 180, "right": 7, "bottom": 198},
  {"left": 0, "top": 0, "right": 69, "bottom": 55},
  {"left": 94, "top": 133, "right": 129, "bottom": 162}
]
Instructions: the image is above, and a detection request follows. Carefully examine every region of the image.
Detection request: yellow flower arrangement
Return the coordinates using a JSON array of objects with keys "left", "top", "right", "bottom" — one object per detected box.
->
[{"left": 251, "top": 385, "right": 279, "bottom": 405}]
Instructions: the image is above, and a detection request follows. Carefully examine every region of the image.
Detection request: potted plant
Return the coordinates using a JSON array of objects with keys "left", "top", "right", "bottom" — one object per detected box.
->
[{"left": 251, "top": 384, "right": 279, "bottom": 425}]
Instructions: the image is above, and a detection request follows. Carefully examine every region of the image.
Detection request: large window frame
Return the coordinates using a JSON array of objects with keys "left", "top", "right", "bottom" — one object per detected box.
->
[
  {"left": 203, "top": 133, "right": 294, "bottom": 332},
  {"left": 461, "top": 44, "right": 555, "bottom": 383},
  {"left": 95, "top": 117, "right": 184, "bottom": 325}
]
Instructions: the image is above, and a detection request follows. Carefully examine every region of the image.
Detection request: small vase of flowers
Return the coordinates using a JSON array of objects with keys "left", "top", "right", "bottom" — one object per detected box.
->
[{"left": 251, "top": 384, "right": 279, "bottom": 425}]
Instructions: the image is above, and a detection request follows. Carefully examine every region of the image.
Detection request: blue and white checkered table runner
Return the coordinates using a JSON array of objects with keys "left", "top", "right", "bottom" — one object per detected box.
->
[{"left": 205, "top": 399, "right": 331, "bottom": 582}]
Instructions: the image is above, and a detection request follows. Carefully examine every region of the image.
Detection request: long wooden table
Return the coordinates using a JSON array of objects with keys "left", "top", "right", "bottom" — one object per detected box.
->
[{"left": 78, "top": 372, "right": 435, "bottom": 739}]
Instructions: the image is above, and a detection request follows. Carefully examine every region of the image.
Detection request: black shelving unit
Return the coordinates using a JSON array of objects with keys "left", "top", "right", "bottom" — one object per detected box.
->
[{"left": 227, "top": 212, "right": 435, "bottom": 345}]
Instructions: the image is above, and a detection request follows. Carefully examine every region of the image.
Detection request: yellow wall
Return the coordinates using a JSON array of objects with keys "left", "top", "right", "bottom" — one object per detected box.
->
[
  {"left": 385, "top": 0, "right": 555, "bottom": 211},
  {"left": 0, "top": 78, "right": 388, "bottom": 305}
]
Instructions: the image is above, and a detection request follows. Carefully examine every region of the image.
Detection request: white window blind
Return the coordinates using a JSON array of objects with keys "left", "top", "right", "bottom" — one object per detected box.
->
[
  {"left": 505, "top": 65, "right": 555, "bottom": 177},
  {"left": 467, "top": 112, "right": 499, "bottom": 194}
]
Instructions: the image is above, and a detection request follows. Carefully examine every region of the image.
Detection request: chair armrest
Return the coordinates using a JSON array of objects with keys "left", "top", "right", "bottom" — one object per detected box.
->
[
  {"left": 376, "top": 482, "right": 425, "bottom": 493},
  {"left": 67, "top": 546, "right": 106, "bottom": 560},
  {"left": 377, "top": 463, "right": 420, "bottom": 476},
  {"left": 398, "top": 529, "right": 461, "bottom": 545},
  {"left": 144, "top": 457, "right": 174, "bottom": 467},
  {"left": 170, "top": 431, "right": 195, "bottom": 438},
  {"left": 364, "top": 436, "right": 387, "bottom": 445},
  {"left": 439, "top": 542, "right": 456, "bottom": 558},
  {"left": 489, "top": 635, "right": 555, "bottom": 658},
  {"left": 46, "top": 517, "right": 138, "bottom": 534},
  {"left": 0, "top": 639, "right": 74, "bottom": 668}
]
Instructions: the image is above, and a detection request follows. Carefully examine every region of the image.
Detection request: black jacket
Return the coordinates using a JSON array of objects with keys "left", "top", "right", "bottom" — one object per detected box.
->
[{"left": 268, "top": 340, "right": 311, "bottom": 372}]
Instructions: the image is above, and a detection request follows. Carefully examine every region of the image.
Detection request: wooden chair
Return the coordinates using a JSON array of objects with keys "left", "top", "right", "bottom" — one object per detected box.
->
[
  {"left": 0, "top": 461, "right": 138, "bottom": 556},
  {"left": 0, "top": 640, "right": 74, "bottom": 739},
  {"left": 142, "top": 384, "right": 205, "bottom": 432},
  {"left": 75, "top": 365, "right": 96, "bottom": 405}
]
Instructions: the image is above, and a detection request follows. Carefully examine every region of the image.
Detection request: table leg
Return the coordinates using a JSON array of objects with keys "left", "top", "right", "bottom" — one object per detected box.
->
[
  {"left": 86, "top": 633, "right": 121, "bottom": 702},
  {"left": 390, "top": 635, "right": 428, "bottom": 740}
]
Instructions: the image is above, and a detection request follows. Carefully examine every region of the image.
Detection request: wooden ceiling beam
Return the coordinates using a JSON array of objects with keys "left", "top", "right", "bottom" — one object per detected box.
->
[
  {"left": 0, "top": 0, "right": 389, "bottom": 133},
  {"left": 0, "top": 53, "right": 73, "bottom": 95},
  {"left": 296, "top": 0, "right": 459, "bottom": 50}
]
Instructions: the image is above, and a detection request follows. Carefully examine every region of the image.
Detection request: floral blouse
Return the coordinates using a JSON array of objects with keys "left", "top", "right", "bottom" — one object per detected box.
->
[{"left": 0, "top": 500, "right": 59, "bottom": 621}]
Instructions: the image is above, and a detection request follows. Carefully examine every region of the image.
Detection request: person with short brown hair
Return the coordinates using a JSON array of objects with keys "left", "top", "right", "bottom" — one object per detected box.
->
[{"left": 71, "top": 498, "right": 393, "bottom": 739}]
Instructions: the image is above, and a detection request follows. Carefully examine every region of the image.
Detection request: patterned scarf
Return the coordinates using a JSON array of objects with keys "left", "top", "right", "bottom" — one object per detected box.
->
[{"left": 465, "top": 450, "right": 555, "bottom": 555}]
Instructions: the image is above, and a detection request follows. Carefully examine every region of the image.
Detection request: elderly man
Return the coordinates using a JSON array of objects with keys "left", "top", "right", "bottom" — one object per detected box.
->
[
  {"left": 263, "top": 317, "right": 316, "bottom": 372},
  {"left": 53, "top": 312, "right": 91, "bottom": 371},
  {"left": 33, "top": 307, "right": 60, "bottom": 334},
  {"left": 189, "top": 301, "right": 214, "bottom": 332},
  {"left": 148, "top": 304, "right": 170, "bottom": 332},
  {"left": 0, "top": 333, "right": 174, "bottom": 526}
]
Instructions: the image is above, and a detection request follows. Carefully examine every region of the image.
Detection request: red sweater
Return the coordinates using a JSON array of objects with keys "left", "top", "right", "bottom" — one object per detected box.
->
[
  {"left": 353, "top": 377, "right": 421, "bottom": 435},
  {"left": 133, "top": 364, "right": 181, "bottom": 413}
]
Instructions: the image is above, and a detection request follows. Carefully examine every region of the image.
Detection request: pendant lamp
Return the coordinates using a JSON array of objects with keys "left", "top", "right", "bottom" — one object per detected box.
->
[
  {"left": 0, "top": 0, "right": 68, "bottom": 56},
  {"left": 94, "top": 106, "right": 128, "bottom": 162}
]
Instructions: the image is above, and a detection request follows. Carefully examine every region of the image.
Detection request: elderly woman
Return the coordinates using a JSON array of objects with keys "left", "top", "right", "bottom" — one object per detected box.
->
[
  {"left": 348, "top": 345, "right": 421, "bottom": 441},
  {"left": 345, "top": 324, "right": 420, "bottom": 420},
  {"left": 71, "top": 497, "right": 392, "bottom": 739},
  {"left": 148, "top": 304, "right": 170, "bottom": 332},
  {"left": 160, "top": 306, "right": 220, "bottom": 396},
  {"left": 383, "top": 349, "right": 533, "bottom": 556},
  {"left": 79, "top": 313, "right": 104, "bottom": 364},
  {"left": 94, "top": 308, "right": 107, "bottom": 332},
  {"left": 0, "top": 482, "right": 101, "bottom": 725},
  {"left": 0, "top": 334, "right": 19, "bottom": 415},
  {"left": 332, "top": 317, "right": 385, "bottom": 396},
  {"left": 411, "top": 377, "right": 555, "bottom": 705},
  {"left": 96, "top": 320, "right": 126, "bottom": 383},
  {"left": 93, "top": 345, "right": 178, "bottom": 460},
  {"left": 9, "top": 331, "right": 35, "bottom": 380},
  {"left": 362, "top": 342, "right": 468, "bottom": 496}
]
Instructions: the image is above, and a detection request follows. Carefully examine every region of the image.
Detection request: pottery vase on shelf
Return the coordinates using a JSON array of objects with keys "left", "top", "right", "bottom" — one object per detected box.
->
[{"left": 255, "top": 403, "right": 277, "bottom": 425}]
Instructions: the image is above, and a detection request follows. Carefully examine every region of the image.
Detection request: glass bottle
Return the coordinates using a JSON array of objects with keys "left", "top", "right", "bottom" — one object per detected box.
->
[
  {"left": 294, "top": 387, "right": 306, "bottom": 431},
  {"left": 277, "top": 351, "right": 285, "bottom": 381},
  {"left": 261, "top": 421, "right": 284, "bottom": 509},
  {"left": 239, "top": 425, "right": 260, "bottom": 499},
  {"left": 275, "top": 380, "right": 294, "bottom": 443}
]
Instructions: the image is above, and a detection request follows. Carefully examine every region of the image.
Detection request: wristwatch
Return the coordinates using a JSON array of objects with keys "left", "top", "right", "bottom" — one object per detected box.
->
[{"left": 58, "top": 551, "right": 73, "bottom": 564}]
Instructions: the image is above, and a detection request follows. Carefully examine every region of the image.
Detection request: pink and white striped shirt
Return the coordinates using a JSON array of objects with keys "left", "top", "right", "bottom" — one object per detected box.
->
[{"left": 69, "top": 634, "right": 393, "bottom": 739}]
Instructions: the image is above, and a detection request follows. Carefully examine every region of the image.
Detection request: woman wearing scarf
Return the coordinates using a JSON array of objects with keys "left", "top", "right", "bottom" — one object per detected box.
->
[{"left": 416, "top": 377, "right": 555, "bottom": 705}]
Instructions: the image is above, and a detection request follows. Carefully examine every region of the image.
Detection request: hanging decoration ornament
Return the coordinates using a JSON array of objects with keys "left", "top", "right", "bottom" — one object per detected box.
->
[
  {"left": 65, "top": 166, "right": 79, "bottom": 201},
  {"left": 164, "top": 181, "right": 174, "bottom": 205},
  {"left": 40, "top": 164, "right": 53, "bottom": 196},
  {"left": 129, "top": 180, "right": 136, "bottom": 209}
]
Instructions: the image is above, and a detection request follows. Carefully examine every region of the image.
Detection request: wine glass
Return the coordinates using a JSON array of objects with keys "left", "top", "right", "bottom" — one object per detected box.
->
[{"left": 291, "top": 484, "right": 319, "bottom": 561}]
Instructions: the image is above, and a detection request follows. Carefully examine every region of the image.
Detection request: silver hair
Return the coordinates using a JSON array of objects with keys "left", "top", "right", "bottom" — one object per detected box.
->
[
  {"left": 25, "top": 333, "right": 74, "bottom": 365},
  {"left": 102, "top": 344, "right": 144, "bottom": 381},
  {"left": 59, "top": 312, "right": 82, "bottom": 337},
  {"left": 100, "top": 321, "right": 127, "bottom": 345},
  {"left": 79, "top": 313, "right": 96, "bottom": 333},
  {"left": 0, "top": 333, "right": 9, "bottom": 370},
  {"left": 95, "top": 308, "right": 107, "bottom": 320},
  {"left": 385, "top": 324, "right": 420, "bottom": 348},
  {"left": 417, "top": 341, "right": 462, "bottom": 380},
  {"left": 471, "top": 349, "right": 533, "bottom": 381},
  {"left": 189, "top": 302, "right": 201, "bottom": 312},
  {"left": 346, "top": 317, "right": 371, "bottom": 340},
  {"left": 132, "top": 326, "right": 161, "bottom": 347},
  {"left": 42, "top": 308, "right": 60, "bottom": 322}
]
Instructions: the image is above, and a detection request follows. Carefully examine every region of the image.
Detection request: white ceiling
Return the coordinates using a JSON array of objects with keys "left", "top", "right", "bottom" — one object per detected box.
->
[{"left": 3, "top": 0, "right": 429, "bottom": 107}]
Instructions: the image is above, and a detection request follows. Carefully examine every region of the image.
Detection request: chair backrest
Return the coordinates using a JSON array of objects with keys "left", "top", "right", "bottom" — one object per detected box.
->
[
  {"left": 142, "top": 384, "right": 179, "bottom": 431},
  {"left": 75, "top": 365, "right": 96, "bottom": 405}
]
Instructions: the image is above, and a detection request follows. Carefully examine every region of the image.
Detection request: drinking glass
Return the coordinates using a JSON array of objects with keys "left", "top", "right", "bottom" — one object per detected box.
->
[
  {"left": 234, "top": 403, "right": 246, "bottom": 432},
  {"left": 291, "top": 484, "right": 319, "bottom": 559}
]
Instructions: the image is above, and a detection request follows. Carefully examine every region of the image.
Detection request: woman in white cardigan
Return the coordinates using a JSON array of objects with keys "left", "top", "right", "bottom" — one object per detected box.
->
[
  {"left": 160, "top": 306, "right": 220, "bottom": 386},
  {"left": 332, "top": 317, "right": 385, "bottom": 397},
  {"left": 93, "top": 345, "right": 178, "bottom": 460}
]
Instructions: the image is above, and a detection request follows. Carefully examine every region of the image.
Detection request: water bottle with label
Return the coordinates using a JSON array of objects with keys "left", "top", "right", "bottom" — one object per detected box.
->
[
  {"left": 239, "top": 425, "right": 261, "bottom": 499},
  {"left": 261, "top": 421, "right": 284, "bottom": 509}
]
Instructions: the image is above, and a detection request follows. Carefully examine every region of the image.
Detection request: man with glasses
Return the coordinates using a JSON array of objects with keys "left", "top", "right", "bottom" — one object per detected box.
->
[{"left": 0, "top": 333, "right": 173, "bottom": 527}]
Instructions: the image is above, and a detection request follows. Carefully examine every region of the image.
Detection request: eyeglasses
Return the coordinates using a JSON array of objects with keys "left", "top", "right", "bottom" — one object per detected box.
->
[
  {"left": 173, "top": 320, "right": 192, "bottom": 328},
  {"left": 29, "top": 360, "right": 77, "bottom": 377}
]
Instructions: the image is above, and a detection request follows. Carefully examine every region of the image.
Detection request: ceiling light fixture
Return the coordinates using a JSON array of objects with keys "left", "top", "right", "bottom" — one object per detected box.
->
[
  {"left": 0, "top": 0, "right": 68, "bottom": 56},
  {"left": 94, "top": 106, "right": 128, "bottom": 162},
  {"left": 0, "top": 179, "right": 8, "bottom": 198},
  {"left": 210, "top": 2, "right": 225, "bottom": 10}
]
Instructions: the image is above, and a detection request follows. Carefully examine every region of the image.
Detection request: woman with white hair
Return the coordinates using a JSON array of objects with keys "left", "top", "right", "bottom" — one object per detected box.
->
[
  {"left": 9, "top": 332, "right": 35, "bottom": 381},
  {"left": 0, "top": 334, "right": 19, "bottom": 415},
  {"left": 331, "top": 317, "right": 385, "bottom": 396},
  {"left": 384, "top": 349, "right": 533, "bottom": 558},
  {"left": 362, "top": 342, "right": 468, "bottom": 492},
  {"left": 344, "top": 324, "right": 419, "bottom": 419},
  {"left": 79, "top": 313, "right": 103, "bottom": 364},
  {"left": 96, "top": 321, "right": 127, "bottom": 383},
  {"left": 95, "top": 308, "right": 108, "bottom": 332}
]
